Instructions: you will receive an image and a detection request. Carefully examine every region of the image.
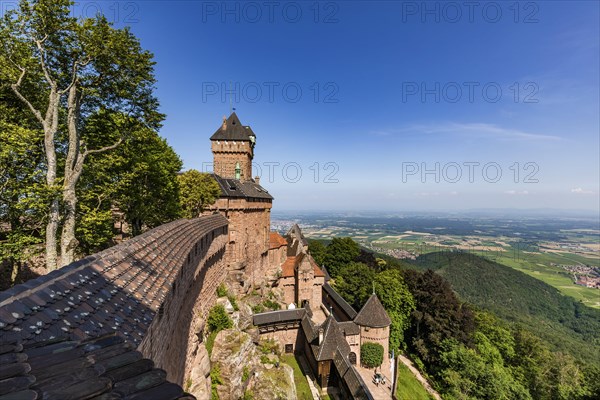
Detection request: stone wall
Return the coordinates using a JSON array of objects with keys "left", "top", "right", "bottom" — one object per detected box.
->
[
  {"left": 208, "top": 198, "right": 272, "bottom": 293},
  {"left": 211, "top": 141, "right": 253, "bottom": 179},
  {"left": 359, "top": 326, "right": 390, "bottom": 371},
  {"left": 137, "top": 217, "right": 230, "bottom": 385}
]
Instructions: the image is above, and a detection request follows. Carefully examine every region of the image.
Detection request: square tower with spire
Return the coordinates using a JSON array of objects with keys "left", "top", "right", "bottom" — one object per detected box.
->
[
  {"left": 210, "top": 112, "right": 256, "bottom": 180},
  {"left": 205, "top": 113, "right": 273, "bottom": 294}
]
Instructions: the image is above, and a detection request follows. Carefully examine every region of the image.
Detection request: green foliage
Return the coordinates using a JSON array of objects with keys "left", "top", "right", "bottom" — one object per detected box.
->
[
  {"left": 178, "top": 169, "right": 220, "bottom": 218},
  {"left": 263, "top": 299, "right": 281, "bottom": 311},
  {"left": 0, "top": 0, "right": 165, "bottom": 267},
  {"left": 259, "top": 338, "right": 280, "bottom": 355},
  {"left": 251, "top": 304, "right": 265, "bottom": 314},
  {"left": 206, "top": 331, "right": 218, "bottom": 357},
  {"left": 207, "top": 304, "right": 232, "bottom": 333},
  {"left": 210, "top": 365, "right": 222, "bottom": 399},
  {"left": 308, "top": 239, "right": 327, "bottom": 266},
  {"left": 374, "top": 269, "right": 415, "bottom": 352},
  {"left": 395, "top": 361, "right": 433, "bottom": 400},
  {"left": 216, "top": 283, "right": 228, "bottom": 297},
  {"left": 334, "top": 262, "right": 375, "bottom": 310},
  {"left": 360, "top": 342, "right": 384, "bottom": 368},
  {"left": 401, "top": 269, "right": 475, "bottom": 369},
  {"left": 260, "top": 354, "right": 273, "bottom": 364},
  {"left": 411, "top": 252, "right": 600, "bottom": 367},
  {"left": 242, "top": 366, "right": 250, "bottom": 382},
  {"left": 321, "top": 237, "right": 360, "bottom": 278},
  {"left": 228, "top": 295, "right": 239, "bottom": 311},
  {"left": 437, "top": 338, "right": 532, "bottom": 400},
  {"left": 242, "top": 391, "right": 254, "bottom": 400}
]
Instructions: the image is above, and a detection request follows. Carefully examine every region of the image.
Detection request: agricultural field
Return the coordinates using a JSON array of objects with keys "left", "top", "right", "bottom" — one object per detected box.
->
[{"left": 273, "top": 212, "right": 600, "bottom": 308}]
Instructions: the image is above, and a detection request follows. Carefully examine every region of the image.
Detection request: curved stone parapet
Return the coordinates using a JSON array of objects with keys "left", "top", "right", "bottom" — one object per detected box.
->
[{"left": 0, "top": 214, "right": 229, "bottom": 391}]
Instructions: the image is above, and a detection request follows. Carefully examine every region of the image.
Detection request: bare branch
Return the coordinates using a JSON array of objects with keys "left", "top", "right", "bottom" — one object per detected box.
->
[
  {"left": 10, "top": 68, "right": 44, "bottom": 124},
  {"left": 83, "top": 137, "right": 123, "bottom": 157},
  {"left": 34, "top": 36, "right": 54, "bottom": 87}
]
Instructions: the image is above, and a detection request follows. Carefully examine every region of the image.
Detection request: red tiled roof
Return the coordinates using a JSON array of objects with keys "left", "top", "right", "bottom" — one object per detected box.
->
[
  {"left": 309, "top": 256, "right": 325, "bottom": 277},
  {"left": 281, "top": 256, "right": 297, "bottom": 278},
  {"left": 280, "top": 253, "right": 325, "bottom": 278},
  {"left": 269, "top": 232, "right": 287, "bottom": 249}
]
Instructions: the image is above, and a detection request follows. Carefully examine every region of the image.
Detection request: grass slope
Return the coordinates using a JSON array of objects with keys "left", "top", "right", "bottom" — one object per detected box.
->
[
  {"left": 410, "top": 252, "right": 600, "bottom": 366},
  {"left": 281, "top": 354, "right": 313, "bottom": 400},
  {"left": 395, "top": 361, "right": 434, "bottom": 400}
]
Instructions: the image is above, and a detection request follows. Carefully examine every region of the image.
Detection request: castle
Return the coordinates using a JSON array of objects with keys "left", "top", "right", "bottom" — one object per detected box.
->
[{"left": 0, "top": 113, "right": 389, "bottom": 399}]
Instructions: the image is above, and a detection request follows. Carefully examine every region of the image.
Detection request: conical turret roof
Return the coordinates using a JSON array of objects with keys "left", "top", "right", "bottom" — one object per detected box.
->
[{"left": 353, "top": 294, "right": 391, "bottom": 328}]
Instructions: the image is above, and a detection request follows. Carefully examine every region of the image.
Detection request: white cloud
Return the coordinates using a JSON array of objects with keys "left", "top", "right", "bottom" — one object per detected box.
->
[
  {"left": 505, "top": 190, "right": 529, "bottom": 195},
  {"left": 571, "top": 187, "right": 594, "bottom": 194},
  {"left": 372, "top": 122, "right": 562, "bottom": 141}
]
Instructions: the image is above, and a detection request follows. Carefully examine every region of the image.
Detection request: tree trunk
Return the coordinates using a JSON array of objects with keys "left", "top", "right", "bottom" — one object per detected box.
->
[
  {"left": 43, "top": 90, "right": 60, "bottom": 271},
  {"left": 60, "top": 84, "right": 82, "bottom": 266},
  {"left": 60, "top": 186, "right": 78, "bottom": 265}
]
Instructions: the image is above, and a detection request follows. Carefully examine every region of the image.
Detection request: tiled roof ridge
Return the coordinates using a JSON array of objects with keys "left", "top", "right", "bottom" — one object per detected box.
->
[
  {"left": 0, "top": 215, "right": 228, "bottom": 347},
  {"left": 0, "top": 219, "right": 188, "bottom": 307}
]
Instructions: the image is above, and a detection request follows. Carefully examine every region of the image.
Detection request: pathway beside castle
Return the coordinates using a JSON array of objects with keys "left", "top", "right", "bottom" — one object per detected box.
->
[{"left": 397, "top": 355, "right": 442, "bottom": 400}]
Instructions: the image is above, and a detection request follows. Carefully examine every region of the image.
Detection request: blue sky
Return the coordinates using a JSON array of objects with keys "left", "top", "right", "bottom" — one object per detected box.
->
[{"left": 88, "top": 0, "right": 598, "bottom": 212}]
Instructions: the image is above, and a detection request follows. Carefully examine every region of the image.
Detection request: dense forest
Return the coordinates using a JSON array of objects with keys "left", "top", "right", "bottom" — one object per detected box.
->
[
  {"left": 411, "top": 252, "right": 600, "bottom": 366},
  {"left": 309, "top": 238, "right": 600, "bottom": 400}
]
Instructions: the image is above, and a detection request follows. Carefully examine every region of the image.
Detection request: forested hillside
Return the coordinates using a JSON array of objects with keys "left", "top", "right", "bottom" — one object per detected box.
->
[
  {"left": 310, "top": 238, "right": 600, "bottom": 400},
  {"left": 411, "top": 252, "right": 600, "bottom": 366}
]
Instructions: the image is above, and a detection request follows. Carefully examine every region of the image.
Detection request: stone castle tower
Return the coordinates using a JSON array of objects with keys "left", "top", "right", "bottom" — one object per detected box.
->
[
  {"left": 210, "top": 112, "right": 255, "bottom": 180},
  {"left": 205, "top": 113, "right": 273, "bottom": 293}
]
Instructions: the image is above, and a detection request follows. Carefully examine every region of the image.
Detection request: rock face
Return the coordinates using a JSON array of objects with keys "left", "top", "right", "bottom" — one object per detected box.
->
[
  {"left": 249, "top": 362, "right": 296, "bottom": 400},
  {"left": 188, "top": 343, "right": 211, "bottom": 400},
  {"left": 210, "top": 330, "right": 256, "bottom": 399},
  {"left": 209, "top": 327, "right": 297, "bottom": 399}
]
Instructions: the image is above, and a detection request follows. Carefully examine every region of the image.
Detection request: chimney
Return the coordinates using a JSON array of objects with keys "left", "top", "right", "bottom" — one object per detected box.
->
[
  {"left": 255, "top": 176, "right": 260, "bottom": 185},
  {"left": 222, "top": 116, "right": 227, "bottom": 130}
]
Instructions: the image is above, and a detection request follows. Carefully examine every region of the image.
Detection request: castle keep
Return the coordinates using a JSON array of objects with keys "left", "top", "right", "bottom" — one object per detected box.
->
[
  {"left": 0, "top": 113, "right": 388, "bottom": 400},
  {"left": 205, "top": 113, "right": 273, "bottom": 293}
]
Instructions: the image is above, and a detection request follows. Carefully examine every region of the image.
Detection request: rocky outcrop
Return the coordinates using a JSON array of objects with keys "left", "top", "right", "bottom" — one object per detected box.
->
[
  {"left": 249, "top": 362, "right": 296, "bottom": 400},
  {"left": 188, "top": 343, "right": 212, "bottom": 400},
  {"left": 210, "top": 329, "right": 257, "bottom": 399}
]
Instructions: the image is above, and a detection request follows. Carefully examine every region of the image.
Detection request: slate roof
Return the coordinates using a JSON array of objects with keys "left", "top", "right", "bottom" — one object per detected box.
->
[
  {"left": 211, "top": 174, "right": 273, "bottom": 200},
  {"left": 353, "top": 294, "right": 391, "bottom": 328},
  {"left": 313, "top": 315, "right": 351, "bottom": 362},
  {"left": 209, "top": 112, "right": 256, "bottom": 142},
  {"left": 0, "top": 215, "right": 228, "bottom": 399},
  {"left": 334, "top": 349, "right": 374, "bottom": 400},
  {"left": 286, "top": 224, "right": 308, "bottom": 247},
  {"left": 0, "top": 333, "right": 188, "bottom": 400},
  {"left": 269, "top": 232, "right": 287, "bottom": 250},
  {"left": 252, "top": 309, "right": 306, "bottom": 326},
  {"left": 300, "top": 315, "right": 317, "bottom": 343},
  {"left": 322, "top": 283, "right": 358, "bottom": 320},
  {"left": 338, "top": 321, "right": 360, "bottom": 336}
]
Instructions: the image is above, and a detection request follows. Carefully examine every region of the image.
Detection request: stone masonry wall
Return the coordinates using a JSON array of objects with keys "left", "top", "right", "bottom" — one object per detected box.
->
[
  {"left": 211, "top": 141, "right": 253, "bottom": 179},
  {"left": 138, "top": 219, "right": 229, "bottom": 385}
]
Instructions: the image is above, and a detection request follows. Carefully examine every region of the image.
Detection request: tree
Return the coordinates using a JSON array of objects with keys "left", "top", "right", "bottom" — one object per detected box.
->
[
  {"left": 374, "top": 269, "right": 415, "bottom": 352},
  {"left": 207, "top": 304, "right": 233, "bottom": 333},
  {"left": 76, "top": 120, "right": 182, "bottom": 250},
  {"left": 401, "top": 269, "right": 475, "bottom": 368},
  {"left": 322, "top": 237, "right": 361, "bottom": 278},
  {"left": 361, "top": 342, "right": 384, "bottom": 369},
  {"left": 1, "top": 0, "right": 162, "bottom": 269},
  {"left": 334, "top": 262, "right": 375, "bottom": 310},
  {"left": 308, "top": 239, "right": 326, "bottom": 267},
  {"left": 177, "top": 170, "right": 220, "bottom": 218}
]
